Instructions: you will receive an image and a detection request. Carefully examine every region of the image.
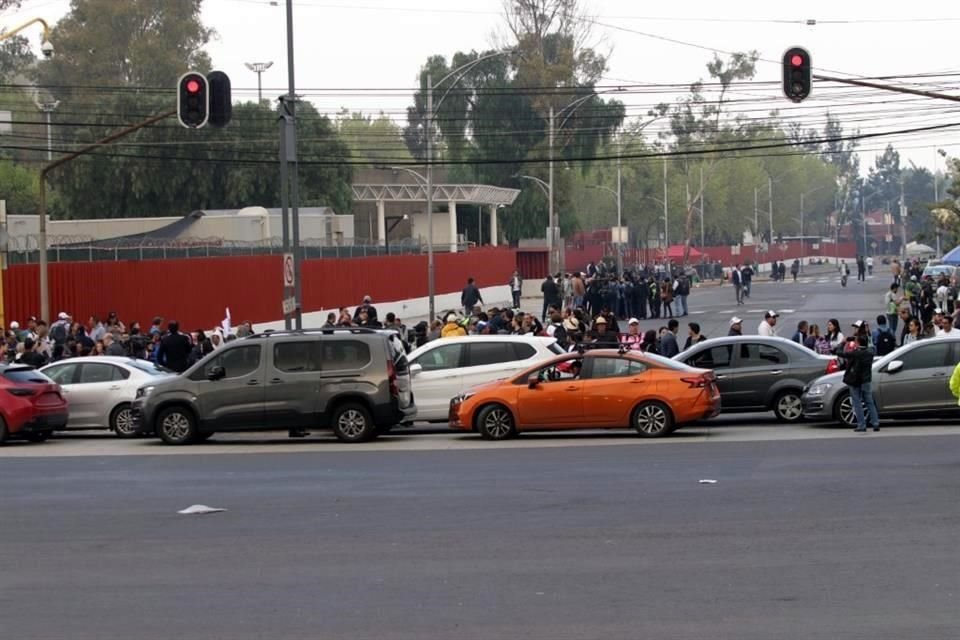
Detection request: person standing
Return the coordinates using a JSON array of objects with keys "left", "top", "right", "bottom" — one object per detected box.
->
[
  {"left": 856, "top": 255, "right": 866, "bottom": 282},
  {"left": 460, "top": 277, "right": 483, "bottom": 316},
  {"left": 791, "top": 320, "right": 808, "bottom": 345},
  {"left": 683, "top": 322, "right": 707, "bottom": 351},
  {"left": 867, "top": 255, "right": 874, "bottom": 276},
  {"left": 157, "top": 321, "right": 192, "bottom": 374},
  {"left": 778, "top": 261, "right": 787, "bottom": 283},
  {"left": 731, "top": 264, "right": 744, "bottom": 306},
  {"left": 674, "top": 274, "right": 691, "bottom": 316},
  {"left": 660, "top": 279, "right": 674, "bottom": 318},
  {"left": 728, "top": 316, "right": 743, "bottom": 337},
  {"left": 659, "top": 319, "right": 681, "bottom": 357},
  {"left": 509, "top": 270, "right": 523, "bottom": 309},
  {"left": 790, "top": 259, "right": 800, "bottom": 282},
  {"left": 758, "top": 311, "right": 780, "bottom": 337},
  {"left": 742, "top": 263, "right": 754, "bottom": 298},
  {"left": 884, "top": 283, "right": 904, "bottom": 334},
  {"left": 540, "top": 274, "right": 561, "bottom": 322},
  {"left": 572, "top": 272, "right": 586, "bottom": 309},
  {"left": 839, "top": 334, "right": 880, "bottom": 432}
]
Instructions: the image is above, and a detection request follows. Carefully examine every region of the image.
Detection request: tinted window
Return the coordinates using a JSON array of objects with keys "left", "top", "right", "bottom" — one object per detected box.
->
[
  {"left": 468, "top": 342, "right": 516, "bottom": 367},
  {"left": 195, "top": 345, "right": 262, "bottom": 380},
  {"left": 688, "top": 346, "right": 732, "bottom": 369},
  {"left": 513, "top": 343, "right": 538, "bottom": 359},
  {"left": 319, "top": 340, "right": 371, "bottom": 371},
  {"left": 546, "top": 342, "right": 566, "bottom": 356},
  {"left": 589, "top": 357, "right": 646, "bottom": 379},
  {"left": 898, "top": 343, "right": 950, "bottom": 370},
  {"left": 43, "top": 363, "right": 78, "bottom": 385},
  {"left": 3, "top": 368, "right": 52, "bottom": 384},
  {"left": 129, "top": 361, "right": 175, "bottom": 376},
  {"left": 274, "top": 341, "right": 316, "bottom": 373},
  {"left": 80, "top": 363, "right": 127, "bottom": 383},
  {"left": 736, "top": 343, "right": 788, "bottom": 366},
  {"left": 414, "top": 344, "right": 463, "bottom": 371}
]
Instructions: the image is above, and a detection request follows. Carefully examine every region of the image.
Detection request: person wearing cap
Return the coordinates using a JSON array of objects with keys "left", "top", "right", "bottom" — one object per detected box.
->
[
  {"left": 931, "top": 308, "right": 946, "bottom": 336},
  {"left": 838, "top": 334, "right": 880, "bottom": 432},
  {"left": 441, "top": 313, "right": 467, "bottom": 338},
  {"left": 50, "top": 313, "right": 71, "bottom": 346},
  {"left": 728, "top": 316, "right": 743, "bottom": 337},
  {"left": 589, "top": 316, "right": 619, "bottom": 349},
  {"left": 619, "top": 318, "right": 643, "bottom": 351},
  {"left": 758, "top": 311, "right": 779, "bottom": 337},
  {"left": 353, "top": 295, "right": 378, "bottom": 324}
]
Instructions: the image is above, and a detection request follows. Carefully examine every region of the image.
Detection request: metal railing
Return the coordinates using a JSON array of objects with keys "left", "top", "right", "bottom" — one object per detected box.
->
[{"left": 0, "top": 235, "right": 476, "bottom": 264}]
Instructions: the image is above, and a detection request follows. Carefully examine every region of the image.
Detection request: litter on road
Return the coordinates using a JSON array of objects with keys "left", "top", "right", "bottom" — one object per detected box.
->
[
  {"left": 177, "top": 504, "right": 227, "bottom": 515},
  {"left": 698, "top": 479, "right": 718, "bottom": 484}
]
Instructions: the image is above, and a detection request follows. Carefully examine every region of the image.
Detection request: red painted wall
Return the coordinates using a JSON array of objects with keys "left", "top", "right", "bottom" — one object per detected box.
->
[{"left": 2, "top": 247, "right": 517, "bottom": 329}]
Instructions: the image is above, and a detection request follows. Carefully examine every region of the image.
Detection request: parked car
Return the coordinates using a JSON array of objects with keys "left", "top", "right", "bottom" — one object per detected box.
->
[
  {"left": 41, "top": 357, "right": 175, "bottom": 437},
  {"left": 133, "top": 328, "right": 416, "bottom": 444},
  {"left": 0, "top": 365, "right": 68, "bottom": 444},
  {"left": 801, "top": 337, "right": 960, "bottom": 427},
  {"left": 922, "top": 264, "right": 957, "bottom": 282},
  {"left": 407, "top": 335, "right": 563, "bottom": 422},
  {"left": 449, "top": 348, "right": 720, "bottom": 440},
  {"left": 675, "top": 336, "right": 838, "bottom": 422}
]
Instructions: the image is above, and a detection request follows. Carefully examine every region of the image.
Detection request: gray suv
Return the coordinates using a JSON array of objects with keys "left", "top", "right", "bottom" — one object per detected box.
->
[{"left": 132, "top": 328, "right": 416, "bottom": 444}]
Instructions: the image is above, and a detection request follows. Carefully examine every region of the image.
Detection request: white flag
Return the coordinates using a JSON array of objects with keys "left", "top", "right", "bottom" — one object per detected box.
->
[{"left": 222, "top": 307, "right": 232, "bottom": 336}]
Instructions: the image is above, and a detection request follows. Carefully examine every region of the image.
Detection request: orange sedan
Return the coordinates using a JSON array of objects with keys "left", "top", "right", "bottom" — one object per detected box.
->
[{"left": 449, "top": 348, "right": 721, "bottom": 439}]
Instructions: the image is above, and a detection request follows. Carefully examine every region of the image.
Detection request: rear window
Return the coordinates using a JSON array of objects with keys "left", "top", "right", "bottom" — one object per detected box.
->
[
  {"left": 468, "top": 342, "right": 517, "bottom": 367},
  {"left": 129, "top": 361, "right": 175, "bottom": 376},
  {"left": 320, "top": 340, "right": 371, "bottom": 371},
  {"left": 547, "top": 342, "right": 566, "bottom": 355},
  {"left": 3, "top": 368, "right": 52, "bottom": 384},
  {"left": 513, "top": 343, "right": 538, "bottom": 359}
]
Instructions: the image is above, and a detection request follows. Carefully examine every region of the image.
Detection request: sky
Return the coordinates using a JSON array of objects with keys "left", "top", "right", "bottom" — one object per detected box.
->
[{"left": 5, "top": 0, "right": 960, "bottom": 174}]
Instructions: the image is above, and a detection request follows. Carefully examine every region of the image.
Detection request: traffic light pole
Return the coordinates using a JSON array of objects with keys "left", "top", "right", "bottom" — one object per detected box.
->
[
  {"left": 814, "top": 74, "right": 960, "bottom": 104},
  {"left": 36, "top": 108, "right": 176, "bottom": 323}
]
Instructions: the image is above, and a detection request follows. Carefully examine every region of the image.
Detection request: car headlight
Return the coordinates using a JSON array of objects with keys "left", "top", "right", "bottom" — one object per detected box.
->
[
  {"left": 806, "top": 383, "right": 832, "bottom": 397},
  {"left": 453, "top": 392, "right": 475, "bottom": 404},
  {"left": 136, "top": 386, "right": 155, "bottom": 399}
]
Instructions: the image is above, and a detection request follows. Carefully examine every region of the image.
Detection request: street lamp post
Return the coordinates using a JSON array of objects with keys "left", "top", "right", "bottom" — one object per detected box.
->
[
  {"left": 588, "top": 183, "right": 622, "bottom": 274},
  {"left": 244, "top": 61, "right": 273, "bottom": 103},
  {"left": 35, "top": 100, "right": 59, "bottom": 162}
]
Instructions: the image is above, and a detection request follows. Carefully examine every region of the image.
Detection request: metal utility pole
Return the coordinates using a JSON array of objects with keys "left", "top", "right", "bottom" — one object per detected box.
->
[
  {"left": 754, "top": 188, "right": 759, "bottom": 242},
  {"left": 662, "top": 158, "right": 668, "bottom": 250},
  {"left": 244, "top": 61, "right": 273, "bottom": 103},
  {"left": 799, "top": 192, "right": 806, "bottom": 274},
  {"left": 615, "top": 153, "right": 623, "bottom": 274},
  {"left": 426, "top": 74, "right": 436, "bottom": 321},
  {"left": 768, "top": 177, "right": 774, "bottom": 242},
  {"left": 934, "top": 159, "right": 942, "bottom": 257},
  {"left": 899, "top": 179, "right": 907, "bottom": 260},
  {"left": 282, "top": 0, "right": 302, "bottom": 329},
  {"left": 548, "top": 106, "right": 556, "bottom": 275},
  {"left": 699, "top": 166, "right": 705, "bottom": 248},
  {"left": 35, "top": 100, "right": 58, "bottom": 162}
]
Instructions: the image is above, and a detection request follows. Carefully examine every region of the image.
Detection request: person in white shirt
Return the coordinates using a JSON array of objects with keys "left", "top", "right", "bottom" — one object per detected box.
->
[
  {"left": 758, "top": 310, "right": 779, "bottom": 337},
  {"left": 866, "top": 256, "right": 874, "bottom": 275},
  {"left": 935, "top": 315, "right": 959, "bottom": 338}
]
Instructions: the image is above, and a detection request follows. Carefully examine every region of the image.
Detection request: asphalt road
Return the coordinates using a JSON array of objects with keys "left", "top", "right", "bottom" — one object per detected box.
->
[{"left": 3, "top": 434, "right": 960, "bottom": 640}]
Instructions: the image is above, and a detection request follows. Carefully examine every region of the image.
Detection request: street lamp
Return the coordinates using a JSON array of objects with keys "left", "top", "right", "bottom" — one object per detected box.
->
[
  {"left": 34, "top": 99, "right": 59, "bottom": 162},
  {"left": 244, "top": 61, "right": 273, "bottom": 103},
  {"left": 0, "top": 17, "right": 53, "bottom": 56},
  {"left": 516, "top": 174, "right": 549, "bottom": 198},
  {"left": 588, "top": 184, "right": 622, "bottom": 274}
]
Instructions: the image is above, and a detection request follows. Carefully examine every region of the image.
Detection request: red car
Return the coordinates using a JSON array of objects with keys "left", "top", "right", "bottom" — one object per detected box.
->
[{"left": 0, "top": 365, "right": 69, "bottom": 444}]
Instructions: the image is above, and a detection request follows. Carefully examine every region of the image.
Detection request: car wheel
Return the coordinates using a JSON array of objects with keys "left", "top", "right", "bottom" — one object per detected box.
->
[
  {"left": 476, "top": 404, "right": 516, "bottom": 440},
  {"left": 331, "top": 403, "right": 376, "bottom": 443},
  {"left": 773, "top": 390, "right": 804, "bottom": 423},
  {"left": 110, "top": 403, "right": 138, "bottom": 438},
  {"left": 26, "top": 431, "right": 51, "bottom": 443},
  {"left": 632, "top": 401, "right": 674, "bottom": 438},
  {"left": 156, "top": 406, "right": 197, "bottom": 445},
  {"left": 834, "top": 393, "right": 859, "bottom": 428},
  {"left": 0, "top": 416, "right": 7, "bottom": 445}
]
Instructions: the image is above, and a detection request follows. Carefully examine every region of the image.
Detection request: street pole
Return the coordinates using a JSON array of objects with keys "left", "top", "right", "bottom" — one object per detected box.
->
[
  {"left": 662, "top": 158, "right": 668, "bottom": 252},
  {"left": 699, "top": 166, "right": 705, "bottom": 248},
  {"left": 754, "top": 188, "right": 759, "bottom": 241},
  {"left": 934, "top": 166, "right": 942, "bottom": 257},
  {"left": 616, "top": 153, "right": 622, "bottom": 275},
  {"left": 284, "top": 0, "right": 302, "bottom": 329},
  {"left": 548, "top": 106, "right": 556, "bottom": 275},
  {"left": 768, "top": 177, "right": 774, "bottom": 243},
  {"left": 799, "top": 192, "right": 805, "bottom": 273},
  {"left": 900, "top": 179, "right": 907, "bottom": 261},
  {"left": 426, "top": 74, "right": 435, "bottom": 321}
]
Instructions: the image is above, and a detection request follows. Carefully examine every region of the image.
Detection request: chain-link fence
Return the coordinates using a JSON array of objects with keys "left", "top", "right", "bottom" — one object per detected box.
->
[{"left": 1, "top": 235, "right": 455, "bottom": 264}]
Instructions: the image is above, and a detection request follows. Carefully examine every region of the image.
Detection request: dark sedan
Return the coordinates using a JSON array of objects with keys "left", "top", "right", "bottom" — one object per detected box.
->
[{"left": 675, "top": 336, "right": 838, "bottom": 422}]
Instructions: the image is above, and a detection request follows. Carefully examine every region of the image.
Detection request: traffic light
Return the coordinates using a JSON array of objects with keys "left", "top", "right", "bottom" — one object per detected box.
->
[
  {"left": 782, "top": 47, "right": 811, "bottom": 103},
  {"left": 207, "top": 70, "right": 232, "bottom": 128},
  {"left": 177, "top": 71, "right": 208, "bottom": 128}
]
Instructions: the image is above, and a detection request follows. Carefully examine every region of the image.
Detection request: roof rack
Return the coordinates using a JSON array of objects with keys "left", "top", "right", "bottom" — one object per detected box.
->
[{"left": 249, "top": 327, "right": 381, "bottom": 339}]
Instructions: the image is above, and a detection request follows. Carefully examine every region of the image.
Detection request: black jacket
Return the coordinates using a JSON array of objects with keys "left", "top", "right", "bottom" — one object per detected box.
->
[
  {"left": 541, "top": 279, "right": 561, "bottom": 305},
  {"left": 841, "top": 346, "right": 875, "bottom": 386},
  {"left": 461, "top": 284, "right": 483, "bottom": 308},
  {"left": 158, "top": 331, "right": 193, "bottom": 373}
]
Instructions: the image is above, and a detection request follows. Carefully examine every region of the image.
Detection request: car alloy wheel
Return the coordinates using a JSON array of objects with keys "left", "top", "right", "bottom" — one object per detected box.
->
[
  {"left": 837, "top": 394, "right": 859, "bottom": 427},
  {"left": 331, "top": 403, "right": 376, "bottom": 443},
  {"left": 337, "top": 410, "right": 368, "bottom": 440},
  {"left": 633, "top": 402, "right": 673, "bottom": 438},
  {"left": 774, "top": 392, "right": 803, "bottom": 422},
  {"left": 482, "top": 408, "right": 513, "bottom": 439},
  {"left": 112, "top": 405, "right": 137, "bottom": 438},
  {"left": 158, "top": 409, "right": 195, "bottom": 445}
]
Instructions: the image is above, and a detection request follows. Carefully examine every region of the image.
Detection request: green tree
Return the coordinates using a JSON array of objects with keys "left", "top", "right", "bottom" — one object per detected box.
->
[
  {"left": 0, "top": 159, "right": 38, "bottom": 213},
  {"left": 337, "top": 110, "right": 411, "bottom": 164}
]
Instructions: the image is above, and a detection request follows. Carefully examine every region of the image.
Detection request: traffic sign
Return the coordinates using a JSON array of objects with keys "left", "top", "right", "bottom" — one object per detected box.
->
[
  {"left": 282, "top": 252, "right": 295, "bottom": 288},
  {"left": 282, "top": 296, "right": 297, "bottom": 315}
]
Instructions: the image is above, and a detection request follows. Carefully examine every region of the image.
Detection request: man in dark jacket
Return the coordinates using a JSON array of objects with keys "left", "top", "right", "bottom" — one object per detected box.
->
[
  {"left": 839, "top": 332, "right": 880, "bottom": 432},
  {"left": 18, "top": 338, "right": 47, "bottom": 367},
  {"left": 540, "top": 275, "right": 561, "bottom": 322},
  {"left": 461, "top": 277, "right": 483, "bottom": 315},
  {"left": 157, "top": 321, "right": 193, "bottom": 373}
]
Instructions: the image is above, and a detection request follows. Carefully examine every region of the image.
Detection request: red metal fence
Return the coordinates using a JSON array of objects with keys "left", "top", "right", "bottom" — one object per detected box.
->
[{"left": 2, "top": 247, "right": 517, "bottom": 329}]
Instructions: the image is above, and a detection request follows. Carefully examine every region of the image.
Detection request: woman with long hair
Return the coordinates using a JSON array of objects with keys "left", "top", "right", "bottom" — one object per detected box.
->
[
  {"left": 641, "top": 329, "right": 659, "bottom": 355},
  {"left": 825, "top": 318, "right": 845, "bottom": 354},
  {"left": 902, "top": 317, "right": 923, "bottom": 345},
  {"left": 660, "top": 279, "right": 674, "bottom": 318}
]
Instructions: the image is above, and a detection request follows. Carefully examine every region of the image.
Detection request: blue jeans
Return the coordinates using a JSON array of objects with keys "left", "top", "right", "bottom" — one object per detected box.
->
[
  {"left": 678, "top": 294, "right": 688, "bottom": 315},
  {"left": 850, "top": 382, "right": 880, "bottom": 430}
]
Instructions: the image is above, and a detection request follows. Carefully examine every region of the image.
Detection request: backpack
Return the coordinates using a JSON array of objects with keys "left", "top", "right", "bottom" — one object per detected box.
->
[
  {"left": 815, "top": 337, "right": 833, "bottom": 355},
  {"left": 875, "top": 330, "right": 896, "bottom": 356},
  {"left": 50, "top": 322, "right": 68, "bottom": 346}
]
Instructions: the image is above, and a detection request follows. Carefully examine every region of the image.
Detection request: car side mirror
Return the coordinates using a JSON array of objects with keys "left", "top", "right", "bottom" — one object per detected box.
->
[
  {"left": 207, "top": 366, "right": 226, "bottom": 381},
  {"left": 886, "top": 360, "right": 903, "bottom": 374},
  {"left": 409, "top": 363, "right": 423, "bottom": 377},
  {"left": 527, "top": 374, "right": 540, "bottom": 389}
]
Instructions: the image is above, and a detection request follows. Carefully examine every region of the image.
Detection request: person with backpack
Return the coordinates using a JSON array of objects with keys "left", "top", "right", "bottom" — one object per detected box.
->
[
  {"left": 872, "top": 315, "right": 897, "bottom": 357},
  {"left": 674, "top": 274, "right": 691, "bottom": 316},
  {"left": 50, "top": 312, "right": 71, "bottom": 347}
]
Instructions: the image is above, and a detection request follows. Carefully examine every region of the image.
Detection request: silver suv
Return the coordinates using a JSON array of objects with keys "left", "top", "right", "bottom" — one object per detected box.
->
[{"left": 132, "top": 328, "right": 416, "bottom": 444}]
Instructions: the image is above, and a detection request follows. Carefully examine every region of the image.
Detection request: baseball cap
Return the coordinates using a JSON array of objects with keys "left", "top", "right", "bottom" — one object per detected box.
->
[
  {"left": 852, "top": 320, "right": 865, "bottom": 329},
  {"left": 594, "top": 316, "right": 608, "bottom": 324},
  {"left": 910, "top": 275, "right": 918, "bottom": 281},
  {"left": 765, "top": 310, "right": 780, "bottom": 318},
  {"left": 935, "top": 308, "right": 944, "bottom": 315},
  {"left": 445, "top": 313, "right": 458, "bottom": 323},
  {"left": 730, "top": 316, "right": 743, "bottom": 326},
  {"left": 362, "top": 295, "right": 372, "bottom": 303},
  {"left": 628, "top": 317, "right": 640, "bottom": 325},
  {"left": 58, "top": 312, "right": 69, "bottom": 320},
  {"left": 9, "top": 321, "right": 18, "bottom": 329}
]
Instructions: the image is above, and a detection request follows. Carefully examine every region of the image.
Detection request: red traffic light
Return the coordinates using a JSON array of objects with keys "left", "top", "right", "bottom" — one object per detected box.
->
[
  {"left": 791, "top": 54, "right": 804, "bottom": 67},
  {"left": 185, "top": 79, "right": 201, "bottom": 94}
]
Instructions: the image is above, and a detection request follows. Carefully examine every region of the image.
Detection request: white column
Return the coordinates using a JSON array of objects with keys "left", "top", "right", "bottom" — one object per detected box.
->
[
  {"left": 449, "top": 201, "right": 458, "bottom": 253},
  {"left": 489, "top": 205, "right": 498, "bottom": 247},
  {"left": 376, "top": 199, "right": 386, "bottom": 246}
]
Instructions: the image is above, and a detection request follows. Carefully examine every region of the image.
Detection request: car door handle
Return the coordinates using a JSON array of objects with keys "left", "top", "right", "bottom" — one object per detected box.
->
[
  {"left": 629, "top": 379, "right": 643, "bottom": 384},
  {"left": 269, "top": 378, "right": 284, "bottom": 384},
  {"left": 715, "top": 374, "right": 727, "bottom": 380},
  {"left": 246, "top": 380, "right": 260, "bottom": 386},
  {"left": 109, "top": 385, "right": 121, "bottom": 391},
  {"left": 566, "top": 385, "right": 579, "bottom": 391},
  {"left": 769, "top": 370, "right": 783, "bottom": 375}
]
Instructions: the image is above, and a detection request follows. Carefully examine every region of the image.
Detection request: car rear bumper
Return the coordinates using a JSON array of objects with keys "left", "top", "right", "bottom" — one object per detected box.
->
[
  {"left": 373, "top": 399, "right": 417, "bottom": 427},
  {"left": 17, "top": 412, "right": 69, "bottom": 435}
]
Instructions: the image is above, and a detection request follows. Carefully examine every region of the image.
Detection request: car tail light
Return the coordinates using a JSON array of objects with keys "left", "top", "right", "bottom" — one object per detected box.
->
[
  {"left": 681, "top": 375, "right": 709, "bottom": 389},
  {"left": 7, "top": 387, "right": 36, "bottom": 397},
  {"left": 825, "top": 359, "right": 841, "bottom": 374},
  {"left": 387, "top": 358, "right": 399, "bottom": 398}
]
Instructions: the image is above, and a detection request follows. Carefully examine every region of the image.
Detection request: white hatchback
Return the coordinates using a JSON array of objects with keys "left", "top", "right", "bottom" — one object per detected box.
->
[
  {"left": 407, "top": 335, "right": 563, "bottom": 422},
  {"left": 41, "top": 357, "right": 177, "bottom": 437}
]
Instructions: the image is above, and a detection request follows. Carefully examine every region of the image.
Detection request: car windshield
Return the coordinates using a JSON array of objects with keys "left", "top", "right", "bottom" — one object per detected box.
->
[
  {"left": 3, "top": 368, "right": 53, "bottom": 384},
  {"left": 128, "top": 360, "right": 176, "bottom": 376}
]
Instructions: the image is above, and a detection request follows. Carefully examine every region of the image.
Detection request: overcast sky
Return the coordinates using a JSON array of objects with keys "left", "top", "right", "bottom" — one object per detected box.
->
[{"left": 6, "top": 0, "right": 960, "bottom": 173}]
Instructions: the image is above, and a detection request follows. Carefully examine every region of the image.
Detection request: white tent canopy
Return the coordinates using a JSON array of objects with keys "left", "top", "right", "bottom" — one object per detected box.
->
[{"left": 905, "top": 241, "right": 936, "bottom": 256}]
